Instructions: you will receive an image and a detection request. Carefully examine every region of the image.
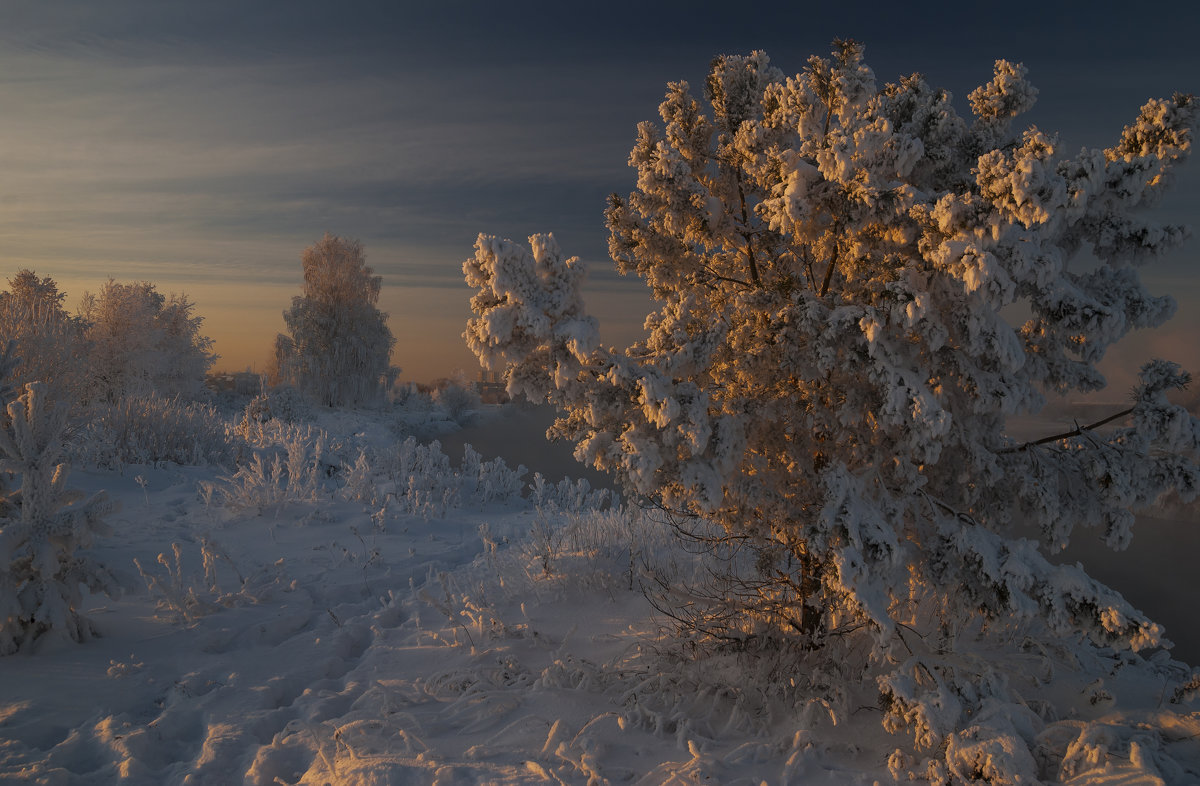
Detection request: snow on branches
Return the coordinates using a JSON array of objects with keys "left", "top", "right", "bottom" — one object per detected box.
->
[
  {"left": 465, "top": 43, "right": 1197, "bottom": 668},
  {"left": 79, "top": 279, "right": 217, "bottom": 403},
  {"left": 0, "top": 383, "right": 118, "bottom": 653},
  {"left": 0, "top": 340, "right": 17, "bottom": 413},
  {"left": 275, "top": 233, "right": 396, "bottom": 407}
]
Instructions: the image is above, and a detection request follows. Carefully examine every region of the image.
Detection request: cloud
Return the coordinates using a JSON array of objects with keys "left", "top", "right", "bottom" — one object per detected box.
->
[
  {"left": 0, "top": 41, "right": 648, "bottom": 289},
  {"left": 0, "top": 1, "right": 1195, "bottom": 381}
]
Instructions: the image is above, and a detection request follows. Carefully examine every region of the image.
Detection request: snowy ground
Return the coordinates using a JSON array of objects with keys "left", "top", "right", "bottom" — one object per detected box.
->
[{"left": 2, "top": 404, "right": 1200, "bottom": 784}]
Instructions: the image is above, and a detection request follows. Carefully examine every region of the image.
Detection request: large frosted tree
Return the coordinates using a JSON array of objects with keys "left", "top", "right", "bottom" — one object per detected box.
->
[
  {"left": 79, "top": 280, "right": 216, "bottom": 403},
  {"left": 467, "top": 44, "right": 1196, "bottom": 671},
  {"left": 276, "top": 233, "right": 396, "bottom": 407}
]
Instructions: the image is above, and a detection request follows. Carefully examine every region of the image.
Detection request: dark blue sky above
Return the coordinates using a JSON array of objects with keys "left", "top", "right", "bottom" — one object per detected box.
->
[{"left": 0, "top": 1, "right": 1196, "bottom": 379}]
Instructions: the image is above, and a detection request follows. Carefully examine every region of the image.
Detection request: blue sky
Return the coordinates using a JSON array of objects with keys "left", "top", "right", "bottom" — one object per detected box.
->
[{"left": 0, "top": 1, "right": 1196, "bottom": 384}]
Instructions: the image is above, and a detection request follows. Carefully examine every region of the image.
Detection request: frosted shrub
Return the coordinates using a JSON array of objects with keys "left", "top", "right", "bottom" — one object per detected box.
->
[
  {"left": 475, "top": 505, "right": 679, "bottom": 603},
  {"left": 238, "top": 418, "right": 332, "bottom": 457},
  {"left": 390, "top": 387, "right": 463, "bottom": 440},
  {"left": 134, "top": 542, "right": 224, "bottom": 623},
  {"left": 340, "top": 448, "right": 377, "bottom": 506},
  {"left": 461, "top": 444, "right": 526, "bottom": 505},
  {"left": 433, "top": 380, "right": 480, "bottom": 424},
  {"left": 134, "top": 537, "right": 283, "bottom": 623},
  {"left": 242, "top": 394, "right": 272, "bottom": 427},
  {"left": 0, "top": 383, "right": 118, "bottom": 653},
  {"left": 380, "top": 438, "right": 461, "bottom": 518},
  {"left": 346, "top": 439, "right": 526, "bottom": 518},
  {"left": 465, "top": 42, "right": 1199, "bottom": 771},
  {"left": 389, "top": 380, "right": 427, "bottom": 407},
  {"left": 211, "top": 425, "right": 329, "bottom": 514},
  {"left": 241, "top": 385, "right": 308, "bottom": 432},
  {"left": 528, "top": 473, "right": 612, "bottom": 513},
  {"left": 73, "top": 393, "right": 234, "bottom": 468}
]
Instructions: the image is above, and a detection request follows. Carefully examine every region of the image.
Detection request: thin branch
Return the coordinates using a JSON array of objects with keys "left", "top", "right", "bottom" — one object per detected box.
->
[
  {"left": 700, "top": 265, "right": 754, "bottom": 290},
  {"left": 999, "top": 406, "right": 1135, "bottom": 454},
  {"left": 781, "top": 248, "right": 817, "bottom": 292},
  {"left": 803, "top": 253, "right": 817, "bottom": 292},
  {"left": 818, "top": 240, "right": 839, "bottom": 298},
  {"left": 736, "top": 178, "right": 762, "bottom": 288},
  {"left": 919, "top": 490, "right": 981, "bottom": 528}
]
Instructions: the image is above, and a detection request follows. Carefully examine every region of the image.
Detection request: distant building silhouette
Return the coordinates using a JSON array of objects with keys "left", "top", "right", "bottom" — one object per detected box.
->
[{"left": 477, "top": 369, "right": 508, "bottom": 404}]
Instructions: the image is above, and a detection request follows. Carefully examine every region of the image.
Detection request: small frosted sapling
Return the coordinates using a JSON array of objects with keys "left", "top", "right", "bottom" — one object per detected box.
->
[{"left": 0, "top": 382, "right": 118, "bottom": 653}]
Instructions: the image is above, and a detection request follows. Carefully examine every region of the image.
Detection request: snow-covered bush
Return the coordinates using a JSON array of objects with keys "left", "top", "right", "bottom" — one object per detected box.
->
[
  {"left": 274, "top": 233, "right": 396, "bottom": 407},
  {"left": 528, "top": 473, "right": 613, "bottom": 513},
  {"left": 134, "top": 537, "right": 286, "bottom": 623},
  {"left": 467, "top": 504, "right": 684, "bottom": 612},
  {"left": 379, "top": 438, "right": 462, "bottom": 518},
  {"left": 78, "top": 279, "right": 216, "bottom": 403},
  {"left": 433, "top": 378, "right": 481, "bottom": 424},
  {"left": 0, "top": 382, "right": 118, "bottom": 653},
  {"left": 342, "top": 439, "right": 526, "bottom": 518},
  {"left": 339, "top": 448, "right": 378, "bottom": 506},
  {"left": 72, "top": 393, "right": 234, "bottom": 468},
  {"left": 460, "top": 444, "right": 526, "bottom": 505},
  {"left": 389, "top": 380, "right": 426, "bottom": 407},
  {"left": 465, "top": 42, "right": 1198, "bottom": 768},
  {"left": 388, "top": 385, "right": 466, "bottom": 440},
  {"left": 240, "top": 385, "right": 309, "bottom": 433},
  {"left": 210, "top": 425, "right": 330, "bottom": 514},
  {"left": 240, "top": 395, "right": 272, "bottom": 430}
]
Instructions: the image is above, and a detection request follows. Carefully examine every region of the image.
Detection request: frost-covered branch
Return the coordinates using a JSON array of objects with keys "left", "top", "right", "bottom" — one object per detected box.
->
[{"left": 1000, "top": 406, "right": 1136, "bottom": 453}]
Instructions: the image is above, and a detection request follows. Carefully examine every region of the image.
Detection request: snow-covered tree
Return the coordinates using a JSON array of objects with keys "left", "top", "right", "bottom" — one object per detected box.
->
[
  {"left": 0, "top": 340, "right": 17, "bottom": 412},
  {"left": 0, "top": 270, "right": 89, "bottom": 405},
  {"left": 1, "top": 269, "right": 68, "bottom": 312},
  {"left": 466, "top": 44, "right": 1197, "bottom": 661},
  {"left": 0, "top": 341, "right": 17, "bottom": 508},
  {"left": 275, "top": 233, "right": 396, "bottom": 407},
  {"left": 0, "top": 382, "right": 117, "bottom": 653},
  {"left": 79, "top": 279, "right": 216, "bottom": 403}
]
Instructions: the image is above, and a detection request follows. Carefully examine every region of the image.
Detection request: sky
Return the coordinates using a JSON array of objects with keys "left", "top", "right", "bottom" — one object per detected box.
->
[{"left": 0, "top": 1, "right": 1197, "bottom": 388}]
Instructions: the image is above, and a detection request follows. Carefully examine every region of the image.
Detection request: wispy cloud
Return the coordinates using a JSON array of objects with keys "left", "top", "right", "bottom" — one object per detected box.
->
[{"left": 0, "top": 2, "right": 1196, "bottom": 379}]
